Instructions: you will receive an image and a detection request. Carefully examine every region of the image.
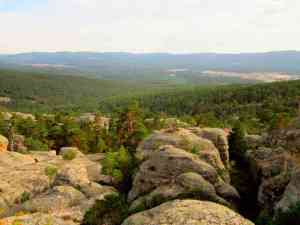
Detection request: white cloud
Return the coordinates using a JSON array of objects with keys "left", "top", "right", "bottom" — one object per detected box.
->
[{"left": 0, "top": 0, "right": 300, "bottom": 53}]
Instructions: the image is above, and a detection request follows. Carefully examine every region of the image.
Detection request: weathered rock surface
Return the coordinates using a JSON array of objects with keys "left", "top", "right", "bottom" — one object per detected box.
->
[
  {"left": 0, "top": 135, "right": 8, "bottom": 152},
  {"left": 190, "top": 127, "right": 230, "bottom": 168},
  {"left": 122, "top": 200, "right": 254, "bottom": 225},
  {"left": 0, "top": 149, "right": 116, "bottom": 224},
  {"left": 0, "top": 213, "right": 77, "bottom": 225},
  {"left": 265, "top": 128, "right": 300, "bottom": 153},
  {"left": 75, "top": 113, "right": 110, "bottom": 130},
  {"left": 246, "top": 147, "right": 294, "bottom": 213},
  {"left": 129, "top": 128, "right": 238, "bottom": 211},
  {"left": 0, "top": 112, "right": 12, "bottom": 121},
  {"left": 275, "top": 168, "right": 300, "bottom": 212},
  {"left": 10, "top": 134, "right": 27, "bottom": 153},
  {"left": 136, "top": 128, "right": 230, "bottom": 181},
  {"left": 13, "top": 112, "right": 36, "bottom": 121},
  {"left": 245, "top": 134, "right": 265, "bottom": 150}
]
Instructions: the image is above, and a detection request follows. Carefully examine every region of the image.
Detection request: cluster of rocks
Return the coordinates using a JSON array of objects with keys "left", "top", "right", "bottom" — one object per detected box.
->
[
  {"left": 75, "top": 113, "right": 110, "bottom": 130},
  {"left": 124, "top": 127, "right": 253, "bottom": 225},
  {"left": 0, "top": 112, "right": 36, "bottom": 121},
  {"left": 0, "top": 126, "right": 256, "bottom": 225},
  {"left": 0, "top": 148, "right": 116, "bottom": 225},
  {"left": 245, "top": 132, "right": 300, "bottom": 216}
]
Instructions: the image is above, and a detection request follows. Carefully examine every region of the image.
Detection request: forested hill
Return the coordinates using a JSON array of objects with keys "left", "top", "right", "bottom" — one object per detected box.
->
[
  {"left": 1, "top": 51, "right": 300, "bottom": 73},
  {"left": 0, "top": 69, "right": 177, "bottom": 113},
  {"left": 1, "top": 51, "right": 300, "bottom": 83},
  {"left": 2, "top": 66, "right": 300, "bottom": 131},
  {"left": 100, "top": 80, "right": 300, "bottom": 132}
]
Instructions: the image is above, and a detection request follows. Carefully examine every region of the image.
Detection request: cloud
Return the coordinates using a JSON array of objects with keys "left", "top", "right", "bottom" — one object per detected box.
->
[{"left": 0, "top": 0, "right": 300, "bottom": 53}]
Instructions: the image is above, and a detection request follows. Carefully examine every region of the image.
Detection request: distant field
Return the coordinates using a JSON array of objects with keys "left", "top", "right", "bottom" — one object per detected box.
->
[{"left": 202, "top": 70, "right": 300, "bottom": 82}]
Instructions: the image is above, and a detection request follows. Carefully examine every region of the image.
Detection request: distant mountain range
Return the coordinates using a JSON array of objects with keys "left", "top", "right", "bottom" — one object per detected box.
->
[{"left": 1, "top": 51, "right": 300, "bottom": 82}]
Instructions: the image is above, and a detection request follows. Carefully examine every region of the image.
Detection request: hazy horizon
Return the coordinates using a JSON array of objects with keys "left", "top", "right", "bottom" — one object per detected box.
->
[
  {"left": 1, "top": 0, "right": 300, "bottom": 54},
  {"left": 1, "top": 50, "right": 300, "bottom": 56}
]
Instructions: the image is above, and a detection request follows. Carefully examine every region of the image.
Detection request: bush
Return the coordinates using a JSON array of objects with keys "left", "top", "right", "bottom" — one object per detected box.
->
[
  {"left": 255, "top": 215, "right": 274, "bottom": 225},
  {"left": 25, "top": 137, "right": 48, "bottom": 151},
  {"left": 82, "top": 193, "right": 129, "bottom": 225},
  {"left": 44, "top": 165, "right": 58, "bottom": 180},
  {"left": 102, "top": 146, "right": 134, "bottom": 192},
  {"left": 255, "top": 201, "right": 300, "bottom": 225},
  {"left": 275, "top": 201, "right": 300, "bottom": 225},
  {"left": 62, "top": 149, "right": 77, "bottom": 160},
  {"left": 20, "top": 191, "right": 30, "bottom": 203}
]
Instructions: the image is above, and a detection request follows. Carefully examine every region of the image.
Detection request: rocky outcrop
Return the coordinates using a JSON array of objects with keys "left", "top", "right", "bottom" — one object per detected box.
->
[
  {"left": 75, "top": 113, "right": 110, "bottom": 130},
  {"left": 13, "top": 112, "right": 36, "bottom": 121},
  {"left": 144, "top": 118, "right": 190, "bottom": 129},
  {"left": 265, "top": 128, "right": 300, "bottom": 153},
  {"left": 0, "top": 112, "right": 12, "bottom": 121},
  {"left": 245, "top": 134, "right": 265, "bottom": 150},
  {"left": 136, "top": 128, "right": 230, "bottom": 181},
  {"left": 0, "top": 97, "right": 11, "bottom": 104},
  {"left": 275, "top": 168, "right": 300, "bottom": 213},
  {"left": 246, "top": 147, "right": 294, "bottom": 213},
  {"left": 0, "top": 135, "right": 8, "bottom": 152},
  {"left": 122, "top": 200, "right": 254, "bottom": 225},
  {"left": 10, "top": 134, "right": 27, "bottom": 153},
  {"left": 129, "top": 128, "right": 238, "bottom": 211},
  {"left": 0, "top": 213, "right": 77, "bottom": 225},
  {"left": 189, "top": 127, "right": 230, "bottom": 168},
  {"left": 0, "top": 150, "right": 116, "bottom": 224}
]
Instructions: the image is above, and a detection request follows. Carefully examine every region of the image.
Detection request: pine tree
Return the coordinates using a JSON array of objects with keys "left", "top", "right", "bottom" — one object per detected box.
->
[{"left": 228, "top": 121, "right": 247, "bottom": 158}]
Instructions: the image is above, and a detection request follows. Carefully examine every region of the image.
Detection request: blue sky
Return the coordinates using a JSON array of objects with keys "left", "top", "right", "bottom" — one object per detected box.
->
[
  {"left": 0, "top": 0, "right": 47, "bottom": 12},
  {"left": 0, "top": 0, "right": 300, "bottom": 53}
]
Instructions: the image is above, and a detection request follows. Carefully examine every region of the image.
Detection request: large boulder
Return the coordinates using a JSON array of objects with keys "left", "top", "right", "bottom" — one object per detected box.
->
[
  {"left": 136, "top": 128, "right": 230, "bottom": 182},
  {"left": 246, "top": 147, "right": 294, "bottom": 213},
  {"left": 0, "top": 135, "right": 8, "bottom": 152},
  {"left": 129, "top": 142, "right": 239, "bottom": 211},
  {"left": 122, "top": 200, "right": 254, "bottom": 225}
]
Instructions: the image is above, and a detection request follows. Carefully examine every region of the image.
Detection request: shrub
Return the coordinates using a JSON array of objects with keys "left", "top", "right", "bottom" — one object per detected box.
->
[
  {"left": 12, "top": 220, "right": 23, "bottom": 225},
  {"left": 274, "top": 201, "right": 300, "bottom": 225},
  {"left": 82, "top": 193, "right": 129, "bottom": 225},
  {"left": 255, "top": 201, "right": 300, "bottom": 225},
  {"left": 20, "top": 191, "right": 30, "bottom": 203},
  {"left": 190, "top": 146, "right": 200, "bottom": 155},
  {"left": 45, "top": 165, "right": 58, "bottom": 180},
  {"left": 102, "top": 146, "right": 134, "bottom": 192},
  {"left": 62, "top": 149, "right": 77, "bottom": 160},
  {"left": 25, "top": 137, "right": 48, "bottom": 151},
  {"left": 255, "top": 214, "right": 274, "bottom": 225}
]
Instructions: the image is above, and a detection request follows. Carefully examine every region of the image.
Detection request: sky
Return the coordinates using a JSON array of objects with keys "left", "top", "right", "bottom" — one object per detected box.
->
[{"left": 0, "top": 0, "right": 300, "bottom": 54}]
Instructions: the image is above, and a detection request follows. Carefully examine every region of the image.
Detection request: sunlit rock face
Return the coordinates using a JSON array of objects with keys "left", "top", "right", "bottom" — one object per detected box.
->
[
  {"left": 0, "top": 135, "right": 8, "bottom": 152},
  {"left": 122, "top": 200, "right": 254, "bottom": 225},
  {"left": 0, "top": 150, "right": 116, "bottom": 224},
  {"left": 129, "top": 127, "right": 239, "bottom": 212}
]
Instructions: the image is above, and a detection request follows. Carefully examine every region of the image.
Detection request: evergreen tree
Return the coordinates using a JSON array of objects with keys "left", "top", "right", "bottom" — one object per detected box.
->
[{"left": 228, "top": 121, "right": 247, "bottom": 158}]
